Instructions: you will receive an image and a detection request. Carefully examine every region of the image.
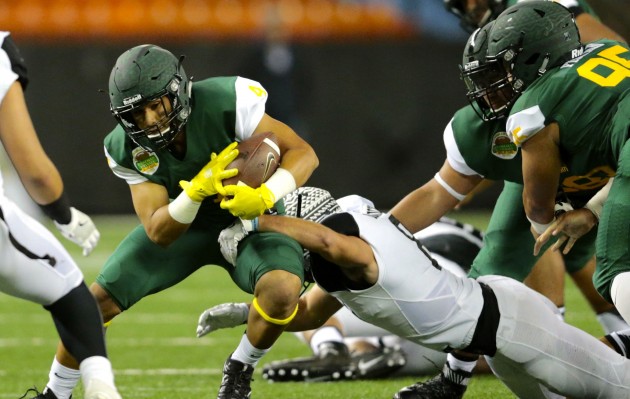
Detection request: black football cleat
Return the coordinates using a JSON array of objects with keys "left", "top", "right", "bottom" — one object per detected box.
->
[
  {"left": 352, "top": 344, "right": 407, "bottom": 379},
  {"left": 217, "top": 356, "right": 254, "bottom": 399},
  {"left": 393, "top": 362, "right": 469, "bottom": 399},
  {"left": 19, "top": 387, "right": 68, "bottom": 399},
  {"left": 262, "top": 341, "right": 357, "bottom": 382}
]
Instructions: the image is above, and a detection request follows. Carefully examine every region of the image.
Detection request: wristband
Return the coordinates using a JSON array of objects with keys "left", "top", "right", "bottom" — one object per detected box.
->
[
  {"left": 264, "top": 168, "right": 297, "bottom": 202},
  {"left": 168, "top": 191, "right": 201, "bottom": 224},
  {"left": 527, "top": 216, "right": 555, "bottom": 235},
  {"left": 39, "top": 191, "right": 72, "bottom": 224},
  {"left": 241, "top": 217, "right": 259, "bottom": 232}
]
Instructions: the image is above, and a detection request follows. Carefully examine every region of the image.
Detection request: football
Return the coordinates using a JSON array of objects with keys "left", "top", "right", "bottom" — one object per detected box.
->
[{"left": 223, "top": 131, "right": 281, "bottom": 187}]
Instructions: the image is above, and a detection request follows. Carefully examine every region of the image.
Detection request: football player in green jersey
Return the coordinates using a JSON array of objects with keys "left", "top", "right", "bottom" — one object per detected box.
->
[
  {"left": 444, "top": 0, "right": 625, "bottom": 43},
  {"left": 476, "top": 1, "right": 630, "bottom": 335},
  {"left": 390, "top": 5, "right": 629, "bottom": 397},
  {"left": 30, "top": 45, "right": 318, "bottom": 399}
]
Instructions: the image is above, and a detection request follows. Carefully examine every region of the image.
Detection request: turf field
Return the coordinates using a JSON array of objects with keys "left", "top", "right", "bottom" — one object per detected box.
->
[{"left": 0, "top": 212, "right": 606, "bottom": 399}]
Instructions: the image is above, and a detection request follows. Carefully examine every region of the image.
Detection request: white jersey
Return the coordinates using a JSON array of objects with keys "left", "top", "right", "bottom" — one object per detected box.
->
[
  {"left": 313, "top": 212, "right": 630, "bottom": 397},
  {"left": 0, "top": 31, "right": 20, "bottom": 197},
  {"left": 0, "top": 32, "right": 83, "bottom": 304},
  {"left": 314, "top": 212, "right": 484, "bottom": 352}
]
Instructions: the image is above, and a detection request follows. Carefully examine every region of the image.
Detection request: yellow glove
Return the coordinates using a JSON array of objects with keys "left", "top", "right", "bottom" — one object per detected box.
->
[
  {"left": 221, "top": 183, "right": 275, "bottom": 219},
  {"left": 180, "top": 142, "right": 239, "bottom": 202}
]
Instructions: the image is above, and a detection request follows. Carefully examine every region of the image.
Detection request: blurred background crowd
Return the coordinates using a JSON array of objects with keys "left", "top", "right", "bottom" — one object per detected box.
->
[{"left": 2, "top": 0, "right": 628, "bottom": 214}]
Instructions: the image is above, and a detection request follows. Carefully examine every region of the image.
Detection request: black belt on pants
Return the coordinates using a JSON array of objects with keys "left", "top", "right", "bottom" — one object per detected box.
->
[{"left": 460, "top": 282, "right": 500, "bottom": 356}]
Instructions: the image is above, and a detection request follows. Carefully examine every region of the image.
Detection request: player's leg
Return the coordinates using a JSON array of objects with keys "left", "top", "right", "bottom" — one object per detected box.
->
[
  {"left": 594, "top": 145, "right": 630, "bottom": 326},
  {"left": 483, "top": 275, "right": 630, "bottom": 398},
  {"left": 570, "top": 256, "right": 630, "bottom": 333},
  {"left": 0, "top": 199, "right": 120, "bottom": 399},
  {"left": 223, "top": 232, "right": 304, "bottom": 398},
  {"left": 37, "top": 225, "right": 223, "bottom": 399},
  {"left": 413, "top": 183, "right": 554, "bottom": 397}
]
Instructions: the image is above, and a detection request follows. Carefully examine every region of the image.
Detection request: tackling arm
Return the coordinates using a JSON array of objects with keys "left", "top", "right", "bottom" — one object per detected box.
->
[{"left": 257, "top": 214, "right": 379, "bottom": 285}]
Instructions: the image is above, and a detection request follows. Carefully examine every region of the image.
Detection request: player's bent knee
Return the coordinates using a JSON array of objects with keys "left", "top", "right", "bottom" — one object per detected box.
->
[
  {"left": 252, "top": 297, "right": 299, "bottom": 326},
  {"left": 89, "top": 283, "right": 122, "bottom": 322}
]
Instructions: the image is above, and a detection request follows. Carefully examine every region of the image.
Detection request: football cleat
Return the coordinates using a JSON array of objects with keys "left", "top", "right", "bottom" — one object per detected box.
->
[
  {"left": 217, "top": 355, "right": 254, "bottom": 399},
  {"left": 262, "top": 341, "right": 356, "bottom": 382},
  {"left": 352, "top": 344, "right": 407, "bottom": 379},
  {"left": 393, "top": 363, "right": 470, "bottom": 399},
  {"left": 83, "top": 379, "right": 122, "bottom": 399},
  {"left": 19, "top": 387, "right": 68, "bottom": 399}
]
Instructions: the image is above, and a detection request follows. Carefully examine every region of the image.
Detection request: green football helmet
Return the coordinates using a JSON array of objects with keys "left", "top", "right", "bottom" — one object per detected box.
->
[
  {"left": 109, "top": 44, "right": 192, "bottom": 151},
  {"left": 460, "top": 21, "right": 515, "bottom": 121},
  {"left": 443, "top": 0, "right": 506, "bottom": 32},
  {"left": 479, "top": 1, "right": 582, "bottom": 118}
]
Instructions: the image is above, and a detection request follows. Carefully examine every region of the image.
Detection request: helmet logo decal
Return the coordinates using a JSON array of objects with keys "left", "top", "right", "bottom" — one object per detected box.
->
[
  {"left": 490, "top": 131, "right": 518, "bottom": 160},
  {"left": 123, "top": 94, "right": 142, "bottom": 105},
  {"left": 132, "top": 147, "right": 160, "bottom": 175}
]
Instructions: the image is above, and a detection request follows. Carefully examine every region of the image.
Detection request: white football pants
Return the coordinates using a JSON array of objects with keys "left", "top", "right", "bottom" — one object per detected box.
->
[
  {"left": 481, "top": 275, "right": 630, "bottom": 399},
  {"left": 0, "top": 197, "right": 83, "bottom": 305}
]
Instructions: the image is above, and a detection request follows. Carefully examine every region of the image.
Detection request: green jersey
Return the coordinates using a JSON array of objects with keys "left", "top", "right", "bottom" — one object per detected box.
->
[
  {"left": 97, "top": 76, "right": 305, "bottom": 309},
  {"left": 104, "top": 76, "right": 268, "bottom": 228},
  {"left": 507, "top": 40, "right": 630, "bottom": 205},
  {"left": 446, "top": 106, "right": 522, "bottom": 182}
]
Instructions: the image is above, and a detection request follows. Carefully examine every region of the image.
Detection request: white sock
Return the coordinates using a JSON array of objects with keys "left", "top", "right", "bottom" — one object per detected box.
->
[
  {"left": 79, "top": 356, "right": 116, "bottom": 390},
  {"left": 447, "top": 353, "right": 477, "bottom": 373},
  {"left": 46, "top": 357, "right": 81, "bottom": 399},
  {"left": 597, "top": 309, "right": 630, "bottom": 334},
  {"left": 231, "top": 334, "right": 268, "bottom": 366},
  {"left": 310, "top": 326, "right": 344, "bottom": 355},
  {"left": 611, "top": 272, "right": 630, "bottom": 326}
]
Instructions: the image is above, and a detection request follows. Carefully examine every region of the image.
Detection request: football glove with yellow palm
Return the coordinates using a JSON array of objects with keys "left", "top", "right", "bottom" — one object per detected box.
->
[
  {"left": 179, "top": 142, "right": 239, "bottom": 202},
  {"left": 220, "top": 184, "right": 275, "bottom": 220}
]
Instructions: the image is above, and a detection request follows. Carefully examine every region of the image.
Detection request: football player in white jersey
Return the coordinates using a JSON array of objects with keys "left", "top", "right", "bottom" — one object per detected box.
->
[
  {"left": 208, "top": 193, "right": 630, "bottom": 398},
  {"left": 0, "top": 32, "right": 121, "bottom": 399},
  {"left": 199, "top": 192, "right": 485, "bottom": 381}
]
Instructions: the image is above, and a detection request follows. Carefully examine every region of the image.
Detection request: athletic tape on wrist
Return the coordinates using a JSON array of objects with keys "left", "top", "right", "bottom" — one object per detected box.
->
[
  {"left": 168, "top": 191, "right": 201, "bottom": 224},
  {"left": 264, "top": 168, "right": 297, "bottom": 202},
  {"left": 527, "top": 216, "right": 555, "bottom": 235},
  {"left": 252, "top": 297, "right": 298, "bottom": 326}
]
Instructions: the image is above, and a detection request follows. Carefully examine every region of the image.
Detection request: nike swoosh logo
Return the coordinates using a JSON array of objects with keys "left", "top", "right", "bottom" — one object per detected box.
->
[
  {"left": 54, "top": 372, "right": 71, "bottom": 380},
  {"left": 263, "top": 153, "right": 277, "bottom": 180},
  {"left": 357, "top": 355, "right": 384, "bottom": 372}
]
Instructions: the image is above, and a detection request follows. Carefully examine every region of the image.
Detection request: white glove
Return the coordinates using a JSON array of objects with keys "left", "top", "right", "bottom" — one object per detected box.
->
[
  {"left": 196, "top": 302, "right": 249, "bottom": 338},
  {"left": 54, "top": 207, "right": 100, "bottom": 256},
  {"left": 218, "top": 219, "right": 251, "bottom": 266}
]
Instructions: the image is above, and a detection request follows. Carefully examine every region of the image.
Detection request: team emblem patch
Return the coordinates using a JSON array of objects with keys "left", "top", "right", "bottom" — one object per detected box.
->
[
  {"left": 491, "top": 131, "right": 518, "bottom": 160},
  {"left": 132, "top": 147, "right": 160, "bottom": 175}
]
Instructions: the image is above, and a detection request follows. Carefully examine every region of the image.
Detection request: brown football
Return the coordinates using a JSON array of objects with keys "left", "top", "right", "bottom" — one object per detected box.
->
[{"left": 223, "top": 132, "right": 281, "bottom": 188}]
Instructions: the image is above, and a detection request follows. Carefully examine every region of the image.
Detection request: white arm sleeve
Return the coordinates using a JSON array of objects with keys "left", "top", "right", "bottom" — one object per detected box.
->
[
  {"left": 234, "top": 77, "right": 267, "bottom": 141},
  {"left": 443, "top": 119, "right": 482, "bottom": 177},
  {"left": 506, "top": 105, "right": 546, "bottom": 147}
]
